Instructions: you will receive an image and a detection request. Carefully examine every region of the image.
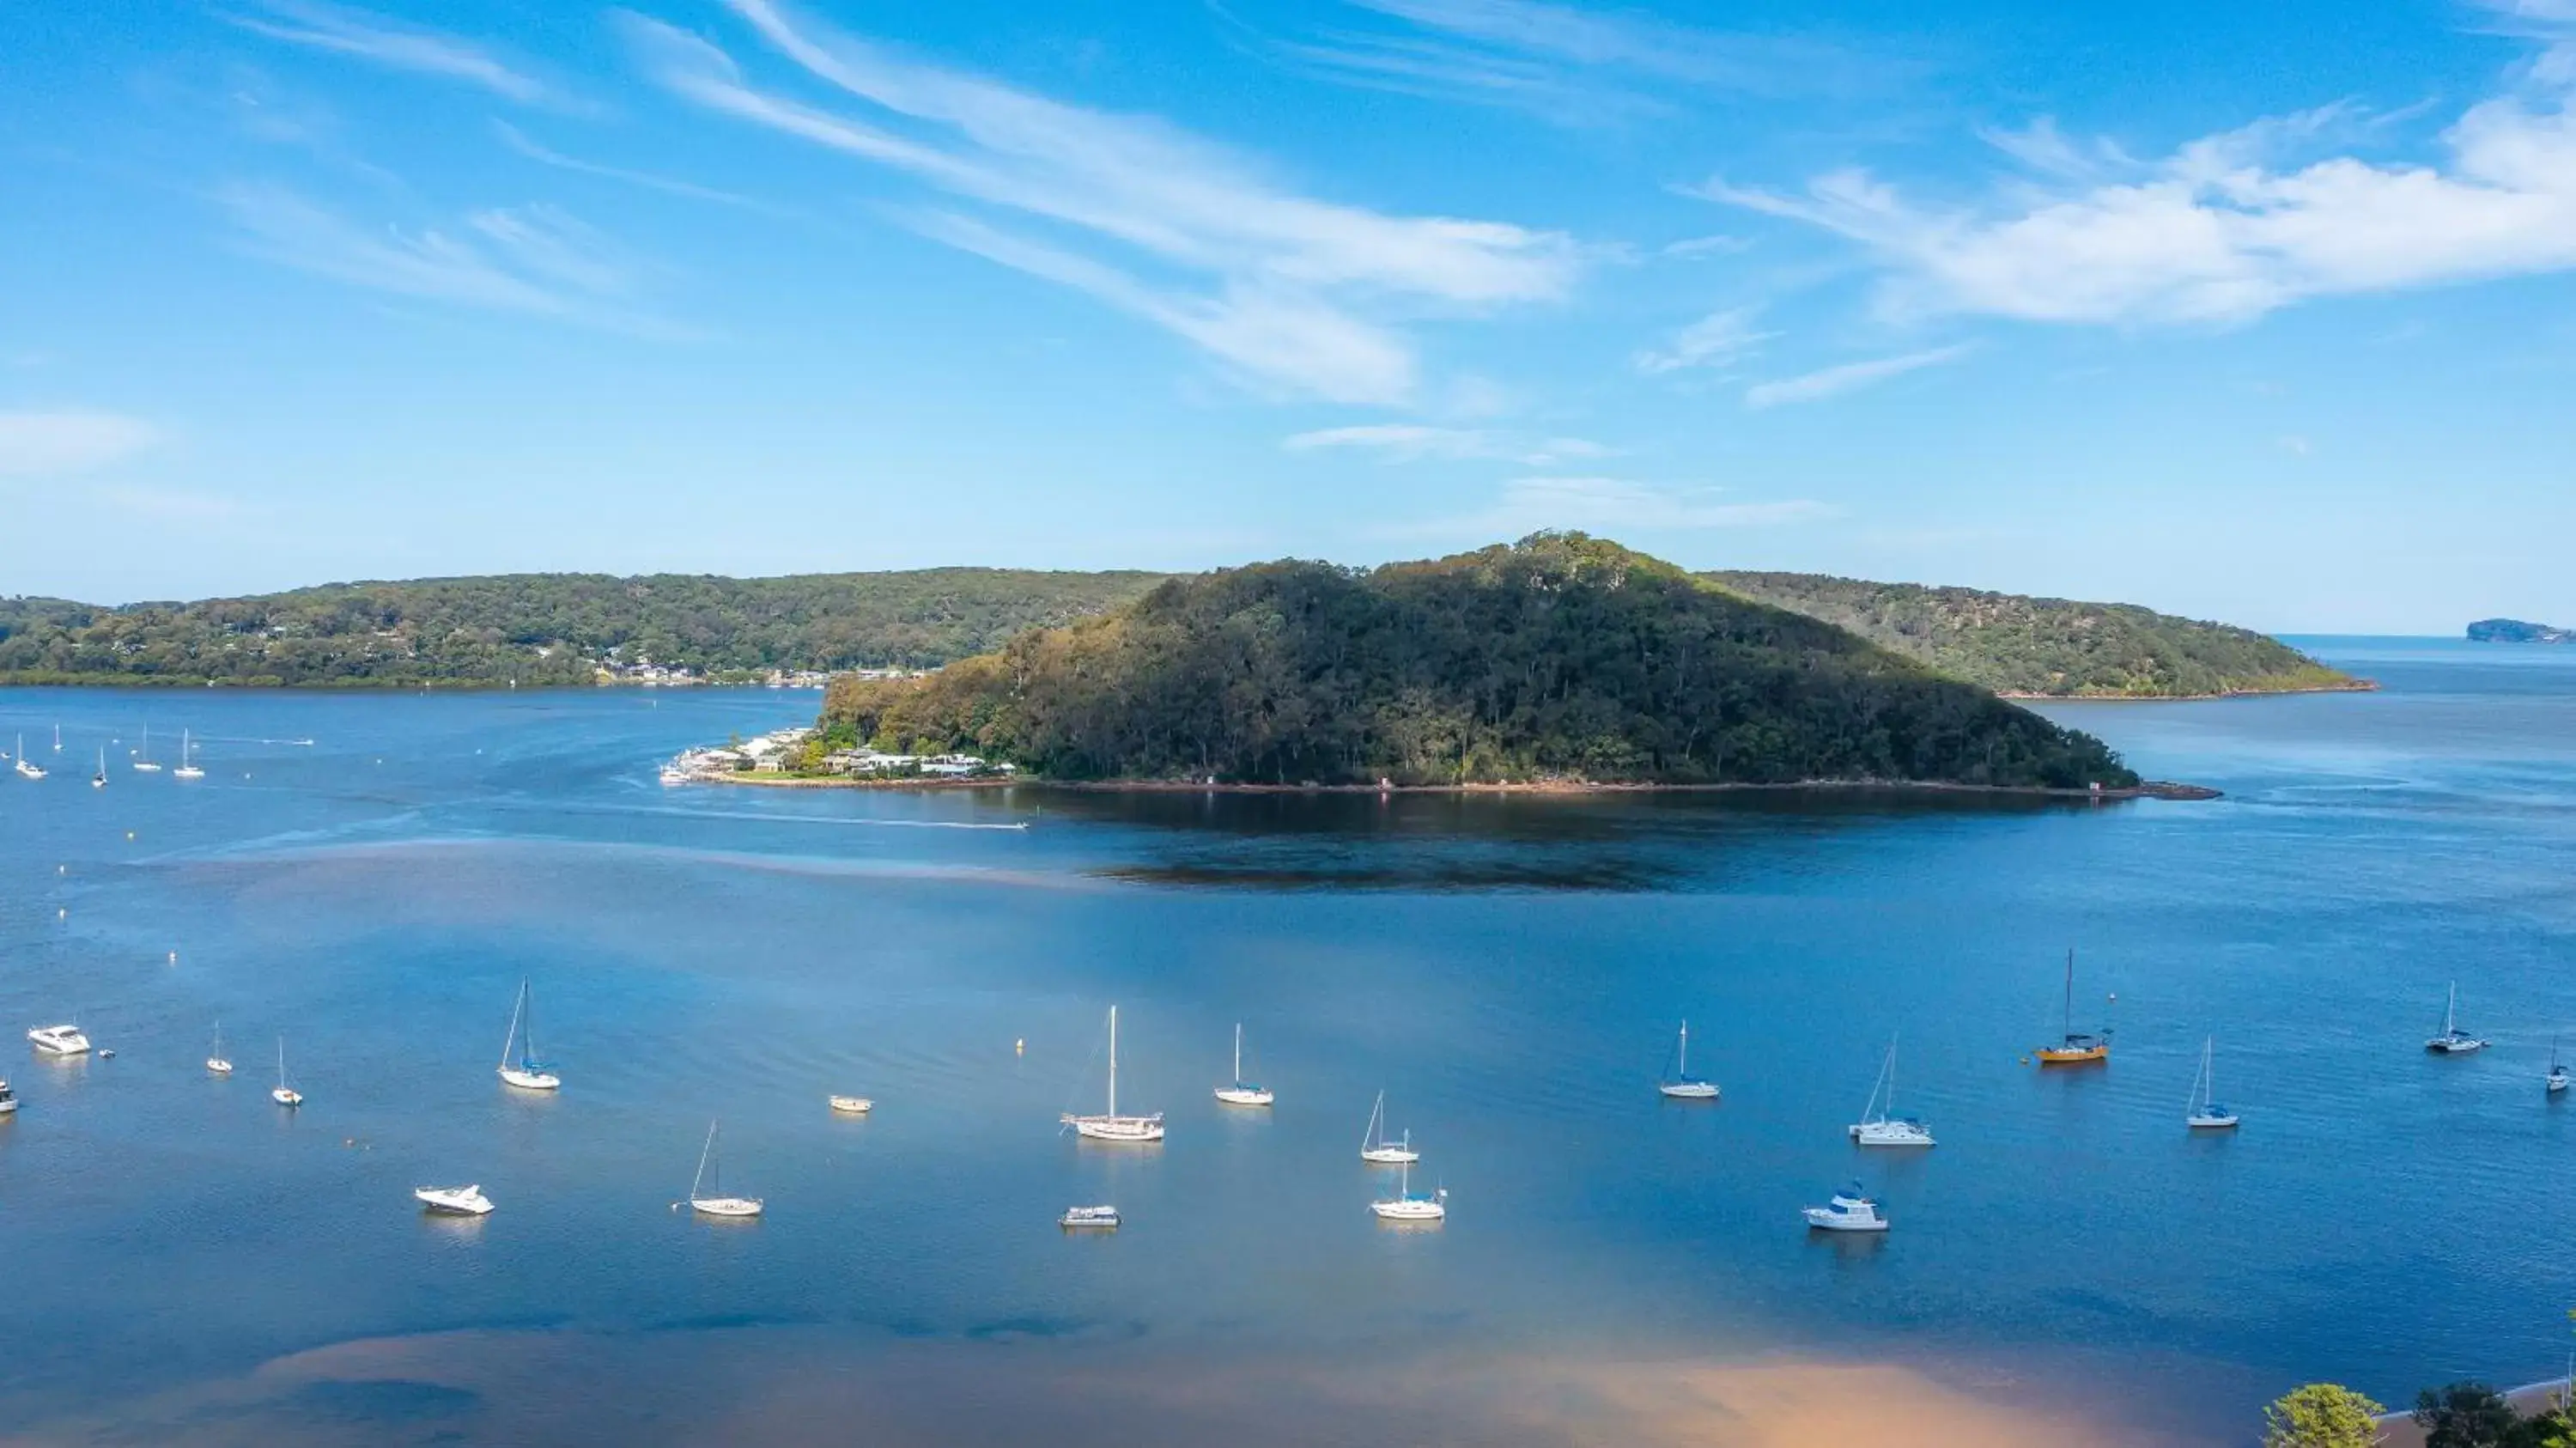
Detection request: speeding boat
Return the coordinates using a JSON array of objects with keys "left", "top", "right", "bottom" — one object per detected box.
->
[
  {"left": 2425, "top": 983, "right": 2488, "bottom": 1054},
  {"left": 1803, "top": 1183, "right": 1890, "bottom": 1232},
  {"left": 27, "top": 1024, "right": 91, "bottom": 1056},
  {"left": 1212, "top": 1022, "right": 1273, "bottom": 1107},
  {"left": 415, "top": 1184, "right": 495, "bottom": 1216},
  {"left": 1059, "top": 1205, "right": 1121, "bottom": 1229},
  {"left": 1060, "top": 1006, "right": 1164, "bottom": 1142},
  {"left": 1657, "top": 1019, "right": 1720, "bottom": 1099}
]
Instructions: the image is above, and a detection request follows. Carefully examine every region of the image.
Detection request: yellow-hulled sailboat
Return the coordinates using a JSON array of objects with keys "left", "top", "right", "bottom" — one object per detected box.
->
[{"left": 2035, "top": 947, "right": 2110, "bottom": 1064}]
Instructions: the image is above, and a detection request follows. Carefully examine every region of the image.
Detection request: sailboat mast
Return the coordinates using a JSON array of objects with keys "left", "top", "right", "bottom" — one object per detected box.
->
[
  {"left": 2063, "top": 948, "right": 2075, "bottom": 1037},
  {"left": 1678, "top": 1019, "right": 1689, "bottom": 1077},
  {"left": 2445, "top": 983, "right": 2457, "bottom": 1036},
  {"left": 501, "top": 983, "right": 526, "bottom": 1068},
  {"left": 693, "top": 1121, "right": 717, "bottom": 1198},
  {"left": 1234, "top": 1022, "right": 1242, "bottom": 1083},
  {"left": 1106, "top": 1007, "right": 1118, "bottom": 1118}
]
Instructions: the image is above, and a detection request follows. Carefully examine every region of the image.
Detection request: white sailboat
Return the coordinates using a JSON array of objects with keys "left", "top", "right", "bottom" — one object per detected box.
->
[
  {"left": 2185, "top": 1035, "right": 2239, "bottom": 1129},
  {"left": 495, "top": 980, "right": 562, "bottom": 1091},
  {"left": 686, "top": 1120, "right": 762, "bottom": 1217},
  {"left": 1848, "top": 1035, "right": 1934, "bottom": 1147},
  {"left": 271, "top": 1037, "right": 302, "bottom": 1107},
  {"left": 173, "top": 730, "right": 204, "bottom": 781},
  {"left": 52, "top": 723, "right": 61, "bottom": 752},
  {"left": 133, "top": 725, "right": 161, "bottom": 772},
  {"left": 2425, "top": 982, "right": 2488, "bottom": 1054},
  {"left": 2551, "top": 1036, "right": 2569, "bottom": 1096},
  {"left": 1358, "top": 1090, "right": 1419, "bottom": 1164},
  {"left": 1060, "top": 1006, "right": 1164, "bottom": 1142},
  {"left": 1212, "top": 1022, "right": 1273, "bottom": 1106},
  {"left": 207, "top": 1021, "right": 234, "bottom": 1075},
  {"left": 1369, "top": 1158, "right": 1447, "bottom": 1222},
  {"left": 415, "top": 1184, "right": 495, "bottom": 1216},
  {"left": 91, "top": 747, "right": 106, "bottom": 788},
  {"left": 1657, "top": 1019, "right": 1720, "bottom": 1099},
  {"left": 13, "top": 734, "right": 44, "bottom": 780}
]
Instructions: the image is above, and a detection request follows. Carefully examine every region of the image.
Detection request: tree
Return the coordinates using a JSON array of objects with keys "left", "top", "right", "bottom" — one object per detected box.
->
[
  {"left": 2264, "top": 1384, "right": 2386, "bottom": 1448},
  {"left": 2418, "top": 1384, "right": 2520, "bottom": 1448}
]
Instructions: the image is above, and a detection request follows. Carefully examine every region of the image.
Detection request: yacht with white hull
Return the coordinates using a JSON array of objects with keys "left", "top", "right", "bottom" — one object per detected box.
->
[
  {"left": 686, "top": 1120, "right": 763, "bottom": 1217},
  {"left": 415, "top": 1184, "right": 495, "bottom": 1216},
  {"left": 1803, "top": 1183, "right": 1890, "bottom": 1232},
  {"left": 1848, "top": 1036, "right": 1934, "bottom": 1147},
  {"left": 27, "top": 1024, "right": 91, "bottom": 1056},
  {"left": 495, "top": 980, "right": 562, "bottom": 1091},
  {"left": 1061, "top": 1006, "right": 1164, "bottom": 1142},
  {"left": 1358, "top": 1090, "right": 1419, "bottom": 1164},
  {"left": 1657, "top": 1019, "right": 1720, "bottom": 1099},
  {"left": 1212, "top": 1022, "right": 1273, "bottom": 1107}
]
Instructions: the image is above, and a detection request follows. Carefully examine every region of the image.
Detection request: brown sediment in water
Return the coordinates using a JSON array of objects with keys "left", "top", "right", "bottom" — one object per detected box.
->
[{"left": 0, "top": 1327, "right": 2208, "bottom": 1448}]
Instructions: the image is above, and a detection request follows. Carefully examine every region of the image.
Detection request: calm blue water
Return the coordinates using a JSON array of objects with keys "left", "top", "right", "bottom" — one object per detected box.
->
[{"left": 2, "top": 640, "right": 2571, "bottom": 1445}]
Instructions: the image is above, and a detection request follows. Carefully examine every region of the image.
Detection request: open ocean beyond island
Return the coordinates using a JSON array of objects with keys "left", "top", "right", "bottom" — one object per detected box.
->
[{"left": 3, "top": 636, "right": 2573, "bottom": 1445}]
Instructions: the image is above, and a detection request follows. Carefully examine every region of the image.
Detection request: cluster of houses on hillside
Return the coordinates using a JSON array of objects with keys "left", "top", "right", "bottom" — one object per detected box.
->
[{"left": 660, "top": 727, "right": 1013, "bottom": 784}]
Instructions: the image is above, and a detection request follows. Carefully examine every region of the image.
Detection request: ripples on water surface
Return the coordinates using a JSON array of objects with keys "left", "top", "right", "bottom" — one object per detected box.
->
[{"left": 2, "top": 639, "right": 2573, "bottom": 1445}]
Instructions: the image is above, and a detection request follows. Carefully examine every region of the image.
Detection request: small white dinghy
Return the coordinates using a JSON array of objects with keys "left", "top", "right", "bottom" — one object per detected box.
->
[
  {"left": 2185, "top": 1035, "right": 2240, "bottom": 1130},
  {"left": 271, "top": 1036, "right": 303, "bottom": 1107},
  {"left": 1848, "top": 1035, "right": 1934, "bottom": 1147},
  {"left": 1358, "top": 1090, "right": 1419, "bottom": 1164},
  {"left": 1803, "top": 1182, "right": 1890, "bottom": 1232},
  {"left": 206, "top": 1021, "right": 234, "bottom": 1075},
  {"left": 495, "top": 979, "right": 562, "bottom": 1091},
  {"left": 685, "top": 1120, "right": 762, "bottom": 1218},
  {"left": 27, "top": 1024, "right": 92, "bottom": 1056},
  {"left": 1059, "top": 1205, "right": 1121, "bottom": 1230},
  {"left": 828, "top": 1094, "right": 874, "bottom": 1115},
  {"left": 1060, "top": 1006, "right": 1164, "bottom": 1142},
  {"left": 415, "top": 1184, "right": 495, "bottom": 1216},
  {"left": 1370, "top": 1159, "right": 1446, "bottom": 1223},
  {"left": 1212, "top": 1022, "right": 1273, "bottom": 1107},
  {"left": 1657, "top": 1019, "right": 1719, "bottom": 1099}
]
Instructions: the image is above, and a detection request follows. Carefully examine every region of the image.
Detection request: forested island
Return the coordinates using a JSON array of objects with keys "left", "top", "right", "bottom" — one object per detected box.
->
[
  {"left": 816, "top": 534, "right": 2140, "bottom": 792},
  {"left": 1706, "top": 573, "right": 2365, "bottom": 698},
  {"left": 2467, "top": 618, "right": 2571, "bottom": 643}
]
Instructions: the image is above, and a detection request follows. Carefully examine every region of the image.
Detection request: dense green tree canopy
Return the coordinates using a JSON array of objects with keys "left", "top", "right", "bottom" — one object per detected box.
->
[
  {"left": 1707, "top": 571, "right": 2362, "bottom": 698},
  {"left": 823, "top": 533, "right": 2137, "bottom": 789}
]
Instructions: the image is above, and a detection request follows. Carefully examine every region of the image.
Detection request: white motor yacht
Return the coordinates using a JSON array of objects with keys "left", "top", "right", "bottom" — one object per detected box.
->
[
  {"left": 1803, "top": 1183, "right": 1890, "bottom": 1232},
  {"left": 1370, "top": 1159, "right": 1447, "bottom": 1222},
  {"left": 1358, "top": 1090, "right": 1420, "bottom": 1164},
  {"left": 1060, "top": 1006, "right": 1165, "bottom": 1142},
  {"left": 495, "top": 980, "right": 562, "bottom": 1091},
  {"left": 0, "top": 1079, "right": 17, "bottom": 1116},
  {"left": 1657, "top": 1019, "right": 1720, "bottom": 1099},
  {"left": 1059, "top": 1205, "right": 1121, "bottom": 1229},
  {"left": 2425, "top": 982, "right": 2488, "bottom": 1054},
  {"left": 686, "top": 1120, "right": 763, "bottom": 1218},
  {"left": 828, "top": 1094, "right": 874, "bottom": 1115},
  {"left": 2185, "top": 1036, "right": 2240, "bottom": 1129},
  {"left": 1848, "top": 1035, "right": 1935, "bottom": 1147},
  {"left": 1212, "top": 1022, "right": 1273, "bottom": 1106},
  {"left": 27, "top": 1024, "right": 91, "bottom": 1056},
  {"left": 415, "top": 1184, "right": 495, "bottom": 1216}
]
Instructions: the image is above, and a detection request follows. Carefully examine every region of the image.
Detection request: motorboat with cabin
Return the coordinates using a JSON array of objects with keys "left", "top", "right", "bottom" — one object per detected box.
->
[
  {"left": 829, "top": 1094, "right": 874, "bottom": 1114},
  {"left": 1803, "top": 1183, "right": 1890, "bottom": 1232},
  {"left": 27, "top": 1025, "right": 91, "bottom": 1056},
  {"left": 415, "top": 1184, "right": 495, "bottom": 1216},
  {"left": 1059, "top": 1205, "right": 1121, "bottom": 1229}
]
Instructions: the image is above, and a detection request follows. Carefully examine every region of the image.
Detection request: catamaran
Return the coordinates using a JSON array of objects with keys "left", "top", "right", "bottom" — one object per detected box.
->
[
  {"left": 1212, "top": 1022, "right": 1273, "bottom": 1106},
  {"left": 173, "top": 730, "right": 204, "bottom": 781},
  {"left": 1369, "top": 1158, "right": 1447, "bottom": 1222},
  {"left": 1060, "top": 1005, "right": 1164, "bottom": 1142},
  {"left": 2185, "top": 1035, "right": 2239, "bottom": 1129},
  {"left": 26, "top": 1024, "right": 90, "bottom": 1056},
  {"left": 13, "top": 735, "right": 43, "bottom": 780},
  {"left": 1358, "top": 1089, "right": 1419, "bottom": 1164},
  {"left": 1658, "top": 1019, "right": 1720, "bottom": 1099},
  {"left": 207, "top": 1021, "right": 234, "bottom": 1075},
  {"left": 1849, "top": 1035, "right": 1935, "bottom": 1147},
  {"left": 496, "top": 980, "right": 562, "bottom": 1091},
  {"left": 2035, "top": 948, "right": 2110, "bottom": 1064},
  {"left": 686, "top": 1120, "right": 763, "bottom": 1217},
  {"left": 272, "top": 1037, "right": 302, "bottom": 1107},
  {"left": 415, "top": 1184, "right": 495, "bottom": 1216},
  {"left": 1803, "top": 1182, "right": 1890, "bottom": 1232},
  {"left": 133, "top": 725, "right": 161, "bottom": 772},
  {"left": 2425, "top": 983, "right": 2488, "bottom": 1054}
]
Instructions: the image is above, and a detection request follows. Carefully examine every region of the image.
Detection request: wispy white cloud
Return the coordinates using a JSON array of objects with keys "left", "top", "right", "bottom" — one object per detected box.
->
[
  {"left": 1283, "top": 423, "right": 1612, "bottom": 465},
  {"left": 1698, "top": 25, "right": 2576, "bottom": 326},
  {"left": 216, "top": 185, "right": 669, "bottom": 331},
  {"left": 1383, "top": 475, "right": 1836, "bottom": 539},
  {"left": 1743, "top": 343, "right": 1974, "bottom": 409},
  {"left": 493, "top": 122, "right": 780, "bottom": 214},
  {"left": 1633, "top": 306, "right": 1778, "bottom": 374},
  {"left": 223, "top": 0, "right": 556, "bottom": 106},
  {"left": 627, "top": 0, "right": 1581, "bottom": 405},
  {"left": 0, "top": 411, "right": 159, "bottom": 476},
  {"left": 1662, "top": 234, "right": 1753, "bottom": 260}
]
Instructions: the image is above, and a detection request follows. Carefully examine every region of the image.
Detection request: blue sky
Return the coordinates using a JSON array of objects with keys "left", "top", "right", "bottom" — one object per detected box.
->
[{"left": 3, "top": 0, "right": 2573, "bottom": 630}]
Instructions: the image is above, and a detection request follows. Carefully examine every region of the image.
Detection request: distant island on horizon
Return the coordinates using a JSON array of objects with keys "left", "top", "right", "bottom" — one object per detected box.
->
[
  {"left": 0, "top": 543, "right": 2365, "bottom": 703},
  {"left": 2467, "top": 618, "right": 2573, "bottom": 643}
]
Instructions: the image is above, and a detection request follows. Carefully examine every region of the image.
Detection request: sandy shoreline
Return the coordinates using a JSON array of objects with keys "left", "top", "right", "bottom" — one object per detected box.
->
[{"left": 690, "top": 772, "right": 2220, "bottom": 802}]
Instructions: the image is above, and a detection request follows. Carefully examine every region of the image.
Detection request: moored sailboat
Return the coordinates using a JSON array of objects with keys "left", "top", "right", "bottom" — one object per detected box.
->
[
  {"left": 495, "top": 980, "right": 562, "bottom": 1091},
  {"left": 271, "top": 1037, "right": 302, "bottom": 1107},
  {"left": 1358, "top": 1089, "right": 1419, "bottom": 1164},
  {"left": 1370, "top": 1158, "right": 1446, "bottom": 1222},
  {"left": 2425, "top": 982, "right": 2488, "bottom": 1054},
  {"left": 1849, "top": 1035, "right": 1935, "bottom": 1147},
  {"left": 1061, "top": 1006, "right": 1164, "bottom": 1141},
  {"left": 173, "top": 730, "right": 204, "bottom": 781},
  {"left": 13, "top": 735, "right": 44, "bottom": 780},
  {"left": 1657, "top": 1019, "right": 1720, "bottom": 1099},
  {"left": 207, "top": 1021, "right": 234, "bottom": 1075},
  {"left": 2185, "top": 1036, "right": 2239, "bottom": 1129},
  {"left": 686, "top": 1120, "right": 762, "bottom": 1217},
  {"left": 133, "top": 726, "right": 161, "bottom": 773},
  {"left": 2550, "top": 1036, "right": 2568, "bottom": 1096},
  {"left": 1212, "top": 1022, "right": 1273, "bottom": 1107},
  {"left": 2035, "top": 948, "right": 2110, "bottom": 1064}
]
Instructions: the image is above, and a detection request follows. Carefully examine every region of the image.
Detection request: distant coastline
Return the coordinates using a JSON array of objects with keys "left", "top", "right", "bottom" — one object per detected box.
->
[
  {"left": 684, "top": 770, "right": 2220, "bottom": 803},
  {"left": 2001, "top": 678, "right": 2381, "bottom": 703}
]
